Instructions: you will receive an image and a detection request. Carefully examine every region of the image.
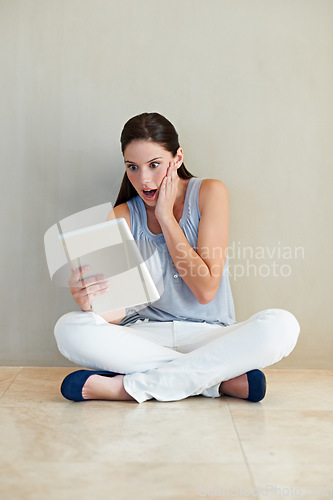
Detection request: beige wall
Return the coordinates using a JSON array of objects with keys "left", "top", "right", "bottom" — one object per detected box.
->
[{"left": 1, "top": 0, "right": 332, "bottom": 368}]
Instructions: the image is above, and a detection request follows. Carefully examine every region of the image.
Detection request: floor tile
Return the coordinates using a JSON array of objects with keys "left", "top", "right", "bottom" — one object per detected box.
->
[
  {"left": 0, "top": 367, "right": 84, "bottom": 407},
  {"left": 230, "top": 408, "right": 333, "bottom": 465},
  {"left": 0, "top": 403, "right": 245, "bottom": 465},
  {"left": 226, "top": 369, "right": 333, "bottom": 411},
  {"left": 0, "top": 461, "right": 254, "bottom": 500},
  {"left": 249, "top": 463, "right": 333, "bottom": 499},
  {"left": 1, "top": 367, "right": 332, "bottom": 499},
  {"left": 0, "top": 367, "right": 22, "bottom": 398}
]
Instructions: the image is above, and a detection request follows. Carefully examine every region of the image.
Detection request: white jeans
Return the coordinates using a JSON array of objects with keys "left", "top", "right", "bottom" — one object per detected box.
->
[{"left": 54, "top": 309, "right": 300, "bottom": 403}]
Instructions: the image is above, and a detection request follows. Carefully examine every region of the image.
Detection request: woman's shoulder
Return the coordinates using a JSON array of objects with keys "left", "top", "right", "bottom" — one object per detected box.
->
[
  {"left": 198, "top": 178, "right": 229, "bottom": 215},
  {"left": 107, "top": 202, "right": 131, "bottom": 231}
]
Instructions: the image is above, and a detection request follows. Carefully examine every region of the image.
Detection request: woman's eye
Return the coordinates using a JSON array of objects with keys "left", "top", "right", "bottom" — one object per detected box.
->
[{"left": 127, "top": 162, "right": 159, "bottom": 171}]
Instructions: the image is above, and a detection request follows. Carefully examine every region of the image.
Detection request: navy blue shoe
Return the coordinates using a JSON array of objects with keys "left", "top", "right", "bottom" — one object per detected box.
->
[
  {"left": 60, "top": 370, "right": 119, "bottom": 402},
  {"left": 246, "top": 369, "right": 266, "bottom": 402}
]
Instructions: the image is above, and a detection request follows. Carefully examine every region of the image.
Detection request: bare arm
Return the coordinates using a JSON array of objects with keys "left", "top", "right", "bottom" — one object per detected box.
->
[
  {"left": 157, "top": 178, "right": 229, "bottom": 304},
  {"left": 68, "top": 266, "right": 126, "bottom": 324},
  {"left": 98, "top": 202, "right": 132, "bottom": 324},
  {"left": 67, "top": 203, "right": 132, "bottom": 325},
  {"left": 98, "top": 309, "right": 127, "bottom": 324},
  {"left": 106, "top": 202, "right": 131, "bottom": 230}
]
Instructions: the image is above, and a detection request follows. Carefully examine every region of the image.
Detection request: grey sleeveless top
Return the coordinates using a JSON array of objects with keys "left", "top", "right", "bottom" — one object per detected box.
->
[{"left": 118, "top": 177, "right": 237, "bottom": 327}]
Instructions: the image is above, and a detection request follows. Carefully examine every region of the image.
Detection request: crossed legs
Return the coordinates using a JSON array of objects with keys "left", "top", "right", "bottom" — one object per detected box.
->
[{"left": 54, "top": 309, "right": 300, "bottom": 403}]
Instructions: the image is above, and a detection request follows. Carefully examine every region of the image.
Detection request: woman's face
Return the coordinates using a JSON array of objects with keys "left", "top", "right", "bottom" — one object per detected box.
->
[{"left": 123, "top": 140, "right": 183, "bottom": 206}]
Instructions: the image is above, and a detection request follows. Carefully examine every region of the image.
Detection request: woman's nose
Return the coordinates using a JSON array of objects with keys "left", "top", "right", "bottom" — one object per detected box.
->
[{"left": 139, "top": 168, "right": 152, "bottom": 185}]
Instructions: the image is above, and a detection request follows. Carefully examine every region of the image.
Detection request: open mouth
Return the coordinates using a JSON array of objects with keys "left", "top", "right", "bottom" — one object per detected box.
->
[{"left": 142, "top": 189, "right": 157, "bottom": 199}]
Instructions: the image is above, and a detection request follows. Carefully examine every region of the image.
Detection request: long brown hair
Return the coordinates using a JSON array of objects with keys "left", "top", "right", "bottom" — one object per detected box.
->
[{"left": 114, "top": 112, "right": 195, "bottom": 207}]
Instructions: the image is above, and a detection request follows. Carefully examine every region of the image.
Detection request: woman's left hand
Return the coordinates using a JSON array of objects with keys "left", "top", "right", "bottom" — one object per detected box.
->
[{"left": 155, "top": 162, "right": 179, "bottom": 224}]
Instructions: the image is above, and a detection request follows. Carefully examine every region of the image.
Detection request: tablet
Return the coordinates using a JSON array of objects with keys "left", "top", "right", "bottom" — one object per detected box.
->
[{"left": 58, "top": 218, "right": 160, "bottom": 314}]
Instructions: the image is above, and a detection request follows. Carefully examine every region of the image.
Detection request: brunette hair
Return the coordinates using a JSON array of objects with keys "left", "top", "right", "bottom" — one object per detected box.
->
[{"left": 114, "top": 112, "right": 195, "bottom": 206}]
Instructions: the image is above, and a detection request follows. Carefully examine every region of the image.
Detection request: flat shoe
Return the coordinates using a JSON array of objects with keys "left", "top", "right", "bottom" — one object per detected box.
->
[
  {"left": 61, "top": 369, "right": 119, "bottom": 402},
  {"left": 246, "top": 369, "right": 266, "bottom": 402}
]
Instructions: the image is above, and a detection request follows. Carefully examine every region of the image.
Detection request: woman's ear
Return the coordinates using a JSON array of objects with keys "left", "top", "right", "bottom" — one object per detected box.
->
[{"left": 174, "top": 147, "right": 184, "bottom": 170}]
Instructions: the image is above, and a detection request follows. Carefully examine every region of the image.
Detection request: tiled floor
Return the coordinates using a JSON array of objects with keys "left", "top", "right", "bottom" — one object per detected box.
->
[{"left": 0, "top": 368, "right": 332, "bottom": 500}]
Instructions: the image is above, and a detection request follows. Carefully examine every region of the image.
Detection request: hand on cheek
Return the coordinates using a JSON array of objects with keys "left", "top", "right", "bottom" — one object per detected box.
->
[{"left": 155, "top": 162, "right": 179, "bottom": 223}]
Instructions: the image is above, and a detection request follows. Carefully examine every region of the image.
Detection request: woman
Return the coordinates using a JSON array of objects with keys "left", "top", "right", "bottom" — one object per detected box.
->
[{"left": 55, "top": 112, "right": 300, "bottom": 404}]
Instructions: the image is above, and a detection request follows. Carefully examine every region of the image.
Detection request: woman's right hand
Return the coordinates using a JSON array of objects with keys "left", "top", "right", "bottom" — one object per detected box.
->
[{"left": 68, "top": 265, "right": 110, "bottom": 312}]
